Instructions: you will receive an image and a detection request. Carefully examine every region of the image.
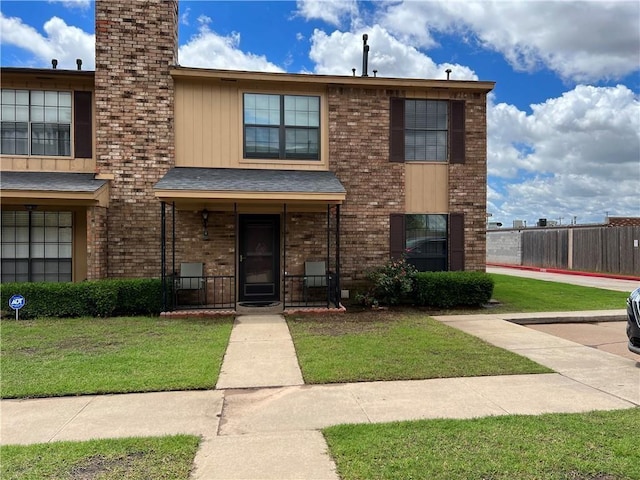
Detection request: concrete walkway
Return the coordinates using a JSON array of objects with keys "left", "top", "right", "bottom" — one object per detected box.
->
[
  {"left": 216, "top": 315, "right": 304, "bottom": 390},
  {"left": 2, "top": 311, "right": 639, "bottom": 480},
  {"left": 487, "top": 266, "right": 639, "bottom": 292}
]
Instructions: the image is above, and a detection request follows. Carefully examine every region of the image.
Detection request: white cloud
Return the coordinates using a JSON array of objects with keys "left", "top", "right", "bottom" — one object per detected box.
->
[
  {"left": 488, "top": 85, "right": 640, "bottom": 223},
  {"left": 0, "top": 13, "right": 95, "bottom": 69},
  {"left": 295, "top": 0, "right": 359, "bottom": 27},
  {"left": 47, "top": 0, "right": 90, "bottom": 9},
  {"left": 180, "top": 7, "right": 191, "bottom": 26},
  {"left": 377, "top": 0, "right": 640, "bottom": 82},
  {"left": 309, "top": 24, "right": 477, "bottom": 79},
  {"left": 178, "top": 24, "right": 284, "bottom": 72}
]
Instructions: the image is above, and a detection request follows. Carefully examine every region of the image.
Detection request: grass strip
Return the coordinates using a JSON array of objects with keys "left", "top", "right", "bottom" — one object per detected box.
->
[
  {"left": 490, "top": 274, "right": 630, "bottom": 312},
  {"left": 0, "top": 435, "right": 200, "bottom": 480},
  {"left": 1, "top": 316, "right": 233, "bottom": 399},
  {"left": 288, "top": 312, "right": 551, "bottom": 384},
  {"left": 324, "top": 408, "right": 640, "bottom": 480}
]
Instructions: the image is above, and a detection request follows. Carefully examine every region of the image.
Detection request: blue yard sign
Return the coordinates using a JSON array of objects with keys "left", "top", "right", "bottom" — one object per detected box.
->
[{"left": 9, "top": 294, "right": 26, "bottom": 320}]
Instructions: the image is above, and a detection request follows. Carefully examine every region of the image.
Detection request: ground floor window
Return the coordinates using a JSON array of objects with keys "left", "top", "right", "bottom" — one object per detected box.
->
[
  {"left": 1, "top": 210, "right": 72, "bottom": 282},
  {"left": 405, "top": 214, "right": 448, "bottom": 271},
  {"left": 390, "top": 213, "right": 448, "bottom": 271}
]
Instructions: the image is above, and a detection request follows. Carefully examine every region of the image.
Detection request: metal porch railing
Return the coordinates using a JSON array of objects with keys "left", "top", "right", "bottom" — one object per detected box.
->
[
  {"left": 283, "top": 273, "right": 339, "bottom": 309},
  {"left": 170, "top": 274, "right": 236, "bottom": 310}
]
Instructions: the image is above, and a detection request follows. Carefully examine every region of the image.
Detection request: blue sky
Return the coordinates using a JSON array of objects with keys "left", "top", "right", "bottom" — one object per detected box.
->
[{"left": 2, "top": 0, "right": 639, "bottom": 226}]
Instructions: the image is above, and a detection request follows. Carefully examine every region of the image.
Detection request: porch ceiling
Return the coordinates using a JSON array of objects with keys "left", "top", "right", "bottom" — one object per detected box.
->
[
  {"left": 154, "top": 167, "right": 346, "bottom": 205},
  {"left": 0, "top": 172, "right": 109, "bottom": 207}
]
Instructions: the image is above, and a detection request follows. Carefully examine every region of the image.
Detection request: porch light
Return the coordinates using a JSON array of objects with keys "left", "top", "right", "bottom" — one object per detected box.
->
[{"left": 201, "top": 209, "right": 209, "bottom": 239}]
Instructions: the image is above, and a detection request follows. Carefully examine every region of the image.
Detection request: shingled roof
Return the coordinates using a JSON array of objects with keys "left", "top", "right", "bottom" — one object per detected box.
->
[
  {"left": 0, "top": 171, "right": 107, "bottom": 192},
  {"left": 154, "top": 167, "right": 346, "bottom": 194}
]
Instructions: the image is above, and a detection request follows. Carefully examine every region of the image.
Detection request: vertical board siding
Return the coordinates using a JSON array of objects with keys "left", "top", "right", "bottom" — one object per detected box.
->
[
  {"left": 405, "top": 163, "right": 448, "bottom": 212},
  {"left": 490, "top": 226, "right": 640, "bottom": 276},
  {"left": 522, "top": 229, "right": 568, "bottom": 268}
]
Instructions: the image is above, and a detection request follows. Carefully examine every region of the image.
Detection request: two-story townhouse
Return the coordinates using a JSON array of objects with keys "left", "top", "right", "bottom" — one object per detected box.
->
[
  {"left": 0, "top": 0, "right": 494, "bottom": 312},
  {"left": 1, "top": 67, "right": 107, "bottom": 284}
]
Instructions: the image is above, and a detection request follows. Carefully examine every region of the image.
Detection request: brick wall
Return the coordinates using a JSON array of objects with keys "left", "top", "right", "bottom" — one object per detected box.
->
[
  {"left": 328, "top": 86, "right": 489, "bottom": 286},
  {"left": 86, "top": 206, "right": 108, "bottom": 279},
  {"left": 328, "top": 87, "right": 405, "bottom": 285},
  {"left": 449, "top": 92, "right": 488, "bottom": 271},
  {"left": 608, "top": 217, "right": 640, "bottom": 227},
  {"left": 94, "top": 0, "right": 178, "bottom": 278}
]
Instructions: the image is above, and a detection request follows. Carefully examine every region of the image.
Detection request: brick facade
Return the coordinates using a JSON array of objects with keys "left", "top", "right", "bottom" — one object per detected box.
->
[
  {"left": 94, "top": 0, "right": 178, "bottom": 278},
  {"left": 87, "top": 0, "right": 488, "bottom": 293},
  {"left": 449, "top": 92, "right": 488, "bottom": 271},
  {"left": 86, "top": 206, "right": 108, "bottom": 279},
  {"left": 328, "top": 87, "right": 405, "bottom": 285},
  {"left": 607, "top": 217, "right": 640, "bottom": 227}
]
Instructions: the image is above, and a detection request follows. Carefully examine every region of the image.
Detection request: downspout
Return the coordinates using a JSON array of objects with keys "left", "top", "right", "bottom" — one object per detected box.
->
[
  {"left": 161, "top": 201, "right": 166, "bottom": 311},
  {"left": 283, "top": 203, "right": 287, "bottom": 309},
  {"left": 336, "top": 204, "right": 341, "bottom": 308},
  {"left": 327, "top": 204, "right": 331, "bottom": 308},
  {"left": 234, "top": 203, "right": 238, "bottom": 311},
  {"left": 172, "top": 202, "right": 176, "bottom": 310}
]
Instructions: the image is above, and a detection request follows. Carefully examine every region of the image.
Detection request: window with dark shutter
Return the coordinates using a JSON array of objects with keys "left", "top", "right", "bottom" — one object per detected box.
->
[
  {"left": 389, "top": 214, "right": 406, "bottom": 259},
  {"left": 449, "top": 100, "right": 465, "bottom": 164},
  {"left": 449, "top": 213, "right": 465, "bottom": 270},
  {"left": 74, "top": 91, "right": 92, "bottom": 158},
  {"left": 389, "top": 98, "right": 405, "bottom": 162}
]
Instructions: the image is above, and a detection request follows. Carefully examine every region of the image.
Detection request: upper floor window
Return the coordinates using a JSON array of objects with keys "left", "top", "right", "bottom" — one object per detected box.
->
[
  {"left": 405, "top": 100, "right": 448, "bottom": 161},
  {"left": 390, "top": 98, "right": 465, "bottom": 164},
  {"left": 243, "top": 93, "right": 320, "bottom": 160},
  {"left": 1, "top": 89, "right": 72, "bottom": 156}
]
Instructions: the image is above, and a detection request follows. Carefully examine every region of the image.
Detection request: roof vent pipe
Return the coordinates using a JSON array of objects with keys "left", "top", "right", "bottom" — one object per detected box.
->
[
  {"left": 362, "top": 34, "right": 369, "bottom": 77},
  {"left": 52, "top": 59, "right": 58, "bottom": 69},
  {"left": 352, "top": 68, "right": 356, "bottom": 77},
  {"left": 373, "top": 70, "right": 377, "bottom": 77},
  {"left": 76, "top": 59, "right": 82, "bottom": 70},
  {"left": 445, "top": 68, "right": 452, "bottom": 80}
]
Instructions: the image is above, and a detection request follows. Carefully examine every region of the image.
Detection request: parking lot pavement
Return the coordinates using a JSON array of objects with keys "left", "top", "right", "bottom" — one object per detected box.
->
[{"left": 528, "top": 321, "right": 638, "bottom": 362}]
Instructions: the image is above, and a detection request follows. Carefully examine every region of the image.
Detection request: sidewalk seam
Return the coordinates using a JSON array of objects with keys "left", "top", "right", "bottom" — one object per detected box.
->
[{"left": 48, "top": 396, "right": 97, "bottom": 443}]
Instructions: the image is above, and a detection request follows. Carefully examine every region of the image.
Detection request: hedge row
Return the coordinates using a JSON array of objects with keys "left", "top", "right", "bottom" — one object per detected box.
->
[
  {"left": 414, "top": 271, "right": 494, "bottom": 308},
  {"left": 1, "top": 279, "right": 164, "bottom": 319}
]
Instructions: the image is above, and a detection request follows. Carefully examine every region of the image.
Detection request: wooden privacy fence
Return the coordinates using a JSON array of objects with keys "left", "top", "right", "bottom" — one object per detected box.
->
[{"left": 520, "top": 226, "right": 640, "bottom": 276}]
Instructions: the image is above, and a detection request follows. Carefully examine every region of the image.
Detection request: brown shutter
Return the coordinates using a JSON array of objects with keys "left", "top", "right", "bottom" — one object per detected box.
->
[
  {"left": 449, "top": 213, "right": 465, "bottom": 270},
  {"left": 74, "top": 91, "right": 92, "bottom": 159},
  {"left": 449, "top": 100, "right": 465, "bottom": 164},
  {"left": 389, "top": 98, "right": 405, "bottom": 163},
  {"left": 389, "top": 214, "right": 406, "bottom": 259}
]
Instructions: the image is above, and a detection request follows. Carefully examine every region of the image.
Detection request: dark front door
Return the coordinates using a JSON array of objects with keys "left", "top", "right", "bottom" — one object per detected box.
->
[{"left": 239, "top": 214, "right": 280, "bottom": 303}]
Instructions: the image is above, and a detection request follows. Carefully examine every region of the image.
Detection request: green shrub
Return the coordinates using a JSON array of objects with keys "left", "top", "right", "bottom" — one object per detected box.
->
[
  {"left": 1, "top": 278, "right": 163, "bottom": 318},
  {"left": 358, "top": 259, "right": 417, "bottom": 306},
  {"left": 113, "top": 278, "right": 164, "bottom": 315},
  {"left": 414, "top": 271, "right": 494, "bottom": 308}
]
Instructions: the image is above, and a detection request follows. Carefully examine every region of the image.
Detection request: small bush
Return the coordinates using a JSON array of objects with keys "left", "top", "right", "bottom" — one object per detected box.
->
[
  {"left": 1, "top": 278, "right": 163, "bottom": 319},
  {"left": 414, "top": 271, "right": 494, "bottom": 308},
  {"left": 358, "top": 259, "right": 417, "bottom": 306}
]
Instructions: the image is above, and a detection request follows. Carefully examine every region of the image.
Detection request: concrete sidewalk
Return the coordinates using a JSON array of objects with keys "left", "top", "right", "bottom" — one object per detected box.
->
[
  {"left": 487, "top": 266, "right": 639, "bottom": 292},
  {"left": 2, "top": 311, "right": 639, "bottom": 480}
]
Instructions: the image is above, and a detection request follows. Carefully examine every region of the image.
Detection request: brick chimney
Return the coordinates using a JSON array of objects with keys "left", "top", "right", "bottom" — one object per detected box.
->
[{"left": 92, "top": 0, "right": 178, "bottom": 278}]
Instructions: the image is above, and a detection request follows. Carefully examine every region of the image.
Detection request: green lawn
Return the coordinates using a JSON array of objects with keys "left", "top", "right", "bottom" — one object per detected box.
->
[
  {"left": 0, "top": 435, "right": 199, "bottom": 480},
  {"left": 490, "top": 274, "right": 630, "bottom": 312},
  {"left": 324, "top": 408, "right": 640, "bottom": 480},
  {"left": 0, "top": 316, "right": 234, "bottom": 399},
  {"left": 288, "top": 312, "right": 551, "bottom": 384}
]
